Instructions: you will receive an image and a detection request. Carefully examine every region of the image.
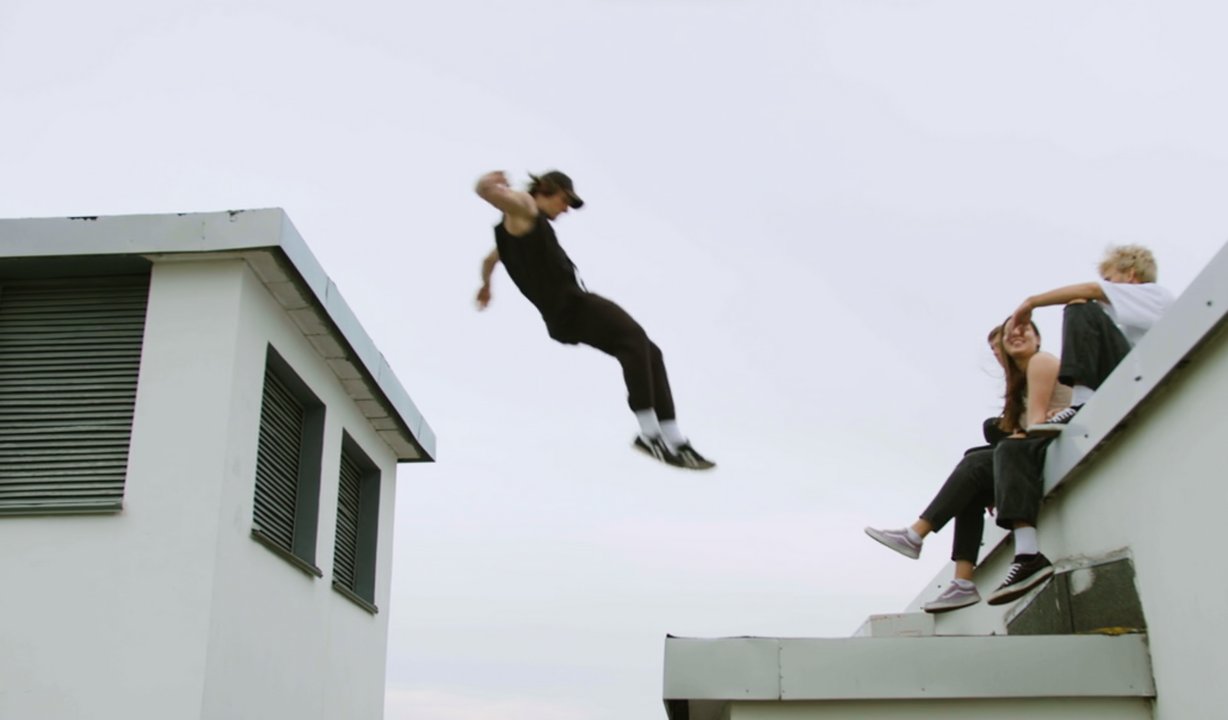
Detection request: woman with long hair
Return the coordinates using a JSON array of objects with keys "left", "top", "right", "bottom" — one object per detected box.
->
[{"left": 864, "top": 318, "right": 1070, "bottom": 613}]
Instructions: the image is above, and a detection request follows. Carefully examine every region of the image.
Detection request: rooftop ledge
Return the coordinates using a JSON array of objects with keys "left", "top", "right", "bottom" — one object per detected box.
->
[
  {"left": 0, "top": 209, "right": 435, "bottom": 463},
  {"left": 663, "top": 634, "right": 1154, "bottom": 720}
]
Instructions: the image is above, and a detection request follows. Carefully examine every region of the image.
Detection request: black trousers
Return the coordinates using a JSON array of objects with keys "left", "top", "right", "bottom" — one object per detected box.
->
[
  {"left": 560, "top": 294, "right": 676, "bottom": 420},
  {"left": 920, "top": 448, "right": 996, "bottom": 564},
  {"left": 993, "top": 436, "right": 1054, "bottom": 530},
  {"left": 1058, "top": 301, "right": 1133, "bottom": 390}
]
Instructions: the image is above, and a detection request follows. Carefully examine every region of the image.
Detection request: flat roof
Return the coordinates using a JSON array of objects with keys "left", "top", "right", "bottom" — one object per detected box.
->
[
  {"left": 663, "top": 634, "right": 1154, "bottom": 720},
  {"left": 0, "top": 209, "right": 435, "bottom": 462}
]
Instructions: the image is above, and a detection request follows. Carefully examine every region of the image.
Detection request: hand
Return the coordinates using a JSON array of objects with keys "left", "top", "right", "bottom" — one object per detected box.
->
[
  {"left": 1009, "top": 300, "right": 1033, "bottom": 335},
  {"left": 477, "top": 170, "right": 510, "bottom": 193},
  {"left": 475, "top": 284, "right": 492, "bottom": 310}
]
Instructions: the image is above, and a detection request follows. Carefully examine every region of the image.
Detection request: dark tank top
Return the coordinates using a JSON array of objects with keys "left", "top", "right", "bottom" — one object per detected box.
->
[{"left": 494, "top": 212, "right": 587, "bottom": 340}]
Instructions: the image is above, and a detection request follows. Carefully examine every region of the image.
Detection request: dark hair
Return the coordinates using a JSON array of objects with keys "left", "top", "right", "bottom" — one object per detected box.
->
[
  {"left": 527, "top": 173, "right": 564, "bottom": 197},
  {"left": 997, "top": 318, "right": 1041, "bottom": 433}
]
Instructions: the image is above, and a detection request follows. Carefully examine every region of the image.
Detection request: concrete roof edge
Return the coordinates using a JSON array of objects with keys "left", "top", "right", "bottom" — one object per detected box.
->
[
  {"left": 664, "top": 635, "right": 1154, "bottom": 702},
  {"left": 0, "top": 209, "right": 436, "bottom": 462}
]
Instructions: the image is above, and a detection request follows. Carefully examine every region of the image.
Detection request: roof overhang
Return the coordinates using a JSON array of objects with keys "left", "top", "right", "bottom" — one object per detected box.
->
[
  {"left": 0, "top": 209, "right": 435, "bottom": 463},
  {"left": 663, "top": 634, "right": 1154, "bottom": 720}
]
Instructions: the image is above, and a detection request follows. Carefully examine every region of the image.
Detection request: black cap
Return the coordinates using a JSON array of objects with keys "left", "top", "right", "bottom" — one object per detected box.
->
[{"left": 538, "top": 170, "right": 584, "bottom": 209}]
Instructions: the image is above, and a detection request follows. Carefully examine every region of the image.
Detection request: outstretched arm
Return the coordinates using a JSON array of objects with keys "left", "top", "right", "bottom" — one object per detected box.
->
[
  {"left": 1011, "top": 282, "right": 1106, "bottom": 333},
  {"left": 476, "top": 248, "right": 500, "bottom": 311},
  {"left": 475, "top": 171, "right": 536, "bottom": 221}
]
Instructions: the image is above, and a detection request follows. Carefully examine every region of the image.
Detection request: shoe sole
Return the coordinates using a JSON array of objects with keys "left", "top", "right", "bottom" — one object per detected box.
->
[
  {"left": 987, "top": 565, "right": 1055, "bottom": 605},
  {"left": 1025, "top": 424, "right": 1066, "bottom": 438},
  {"left": 864, "top": 527, "right": 920, "bottom": 560},
  {"left": 925, "top": 597, "right": 981, "bottom": 614},
  {"left": 632, "top": 440, "right": 715, "bottom": 470}
]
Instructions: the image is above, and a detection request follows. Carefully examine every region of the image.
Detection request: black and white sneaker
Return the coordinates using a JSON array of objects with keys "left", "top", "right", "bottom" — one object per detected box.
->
[
  {"left": 674, "top": 443, "right": 716, "bottom": 471},
  {"left": 632, "top": 435, "right": 683, "bottom": 467},
  {"left": 1026, "top": 405, "right": 1083, "bottom": 438},
  {"left": 987, "top": 553, "right": 1054, "bottom": 605}
]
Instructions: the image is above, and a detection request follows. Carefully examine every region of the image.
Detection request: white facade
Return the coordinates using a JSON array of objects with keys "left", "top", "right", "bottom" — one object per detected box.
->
[
  {"left": 664, "top": 239, "right": 1228, "bottom": 719},
  {"left": 0, "top": 211, "right": 433, "bottom": 720}
]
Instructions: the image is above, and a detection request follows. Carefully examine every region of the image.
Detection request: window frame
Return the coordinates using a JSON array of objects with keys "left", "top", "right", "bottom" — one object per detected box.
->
[
  {"left": 250, "top": 345, "right": 326, "bottom": 577},
  {"left": 331, "top": 431, "right": 381, "bottom": 613}
]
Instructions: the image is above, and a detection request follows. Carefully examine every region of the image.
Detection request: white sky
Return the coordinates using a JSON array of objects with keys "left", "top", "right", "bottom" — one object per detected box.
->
[{"left": 4, "top": 1, "right": 1227, "bottom": 719}]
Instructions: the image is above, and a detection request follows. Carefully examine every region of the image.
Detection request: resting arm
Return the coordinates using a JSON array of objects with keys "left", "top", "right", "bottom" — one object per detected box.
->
[
  {"left": 1011, "top": 282, "right": 1106, "bottom": 332},
  {"left": 475, "top": 248, "right": 499, "bottom": 311},
  {"left": 1024, "top": 352, "right": 1062, "bottom": 428},
  {"left": 475, "top": 171, "right": 536, "bottom": 222}
]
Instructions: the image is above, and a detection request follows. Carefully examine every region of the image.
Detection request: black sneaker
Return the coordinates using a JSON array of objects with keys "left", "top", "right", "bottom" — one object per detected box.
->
[
  {"left": 987, "top": 553, "right": 1054, "bottom": 605},
  {"left": 632, "top": 435, "right": 683, "bottom": 467},
  {"left": 674, "top": 443, "right": 716, "bottom": 471},
  {"left": 1026, "top": 405, "right": 1083, "bottom": 438}
]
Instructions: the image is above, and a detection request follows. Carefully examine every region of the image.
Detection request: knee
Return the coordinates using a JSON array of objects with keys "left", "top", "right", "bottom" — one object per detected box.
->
[{"left": 1066, "top": 298, "right": 1089, "bottom": 306}]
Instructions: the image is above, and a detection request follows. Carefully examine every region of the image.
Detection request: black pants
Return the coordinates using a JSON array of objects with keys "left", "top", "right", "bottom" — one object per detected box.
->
[
  {"left": 920, "top": 448, "right": 996, "bottom": 564},
  {"left": 993, "top": 436, "right": 1054, "bottom": 529},
  {"left": 1058, "top": 301, "right": 1132, "bottom": 390},
  {"left": 562, "top": 294, "right": 675, "bottom": 420}
]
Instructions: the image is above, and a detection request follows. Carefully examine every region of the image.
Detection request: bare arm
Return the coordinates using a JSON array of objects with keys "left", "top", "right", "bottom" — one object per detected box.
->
[
  {"left": 475, "top": 171, "right": 536, "bottom": 222},
  {"left": 1011, "top": 281, "right": 1106, "bottom": 332},
  {"left": 1024, "top": 352, "right": 1062, "bottom": 428},
  {"left": 475, "top": 248, "right": 499, "bottom": 311}
]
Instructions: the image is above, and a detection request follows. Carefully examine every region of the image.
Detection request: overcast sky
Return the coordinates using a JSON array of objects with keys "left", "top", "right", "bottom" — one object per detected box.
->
[{"left": 4, "top": 1, "right": 1228, "bottom": 719}]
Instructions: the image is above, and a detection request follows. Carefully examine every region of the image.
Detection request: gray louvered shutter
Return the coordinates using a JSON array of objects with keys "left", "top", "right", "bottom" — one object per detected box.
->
[
  {"left": 0, "top": 278, "right": 149, "bottom": 514},
  {"left": 252, "top": 368, "right": 304, "bottom": 552},
  {"left": 332, "top": 449, "right": 362, "bottom": 591}
]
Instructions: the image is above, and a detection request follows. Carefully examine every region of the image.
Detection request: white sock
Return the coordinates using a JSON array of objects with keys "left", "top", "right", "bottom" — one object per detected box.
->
[
  {"left": 906, "top": 528, "right": 923, "bottom": 544},
  {"left": 952, "top": 578, "right": 975, "bottom": 589},
  {"left": 659, "top": 419, "right": 687, "bottom": 449},
  {"left": 1013, "top": 526, "right": 1039, "bottom": 556},
  {"left": 635, "top": 409, "right": 661, "bottom": 439},
  {"left": 1071, "top": 384, "right": 1095, "bottom": 406}
]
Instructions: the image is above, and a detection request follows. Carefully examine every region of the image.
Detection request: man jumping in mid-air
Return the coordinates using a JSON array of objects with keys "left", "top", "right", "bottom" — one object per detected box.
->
[{"left": 474, "top": 169, "right": 714, "bottom": 471}]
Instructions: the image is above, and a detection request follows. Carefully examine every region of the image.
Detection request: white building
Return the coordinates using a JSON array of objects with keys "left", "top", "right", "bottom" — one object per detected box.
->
[
  {"left": 663, "top": 239, "right": 1228, "bottom": 719},
  {"left": 0, "top": 210, "right": 435, "bottom": 720}
]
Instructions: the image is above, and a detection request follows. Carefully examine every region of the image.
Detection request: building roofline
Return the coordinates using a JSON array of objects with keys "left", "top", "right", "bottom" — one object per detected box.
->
[
  {"left": 0, "top": 209, "right": 435, "bottom": 463},
  {"left": 663, "top": 634, "right": 1153, "bottom": 720}
]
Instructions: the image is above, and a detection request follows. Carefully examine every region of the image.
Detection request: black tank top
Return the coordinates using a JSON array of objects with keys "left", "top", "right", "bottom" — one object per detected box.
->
[{"left": 494, "top": 212, "right": 587, "bottom": 337}]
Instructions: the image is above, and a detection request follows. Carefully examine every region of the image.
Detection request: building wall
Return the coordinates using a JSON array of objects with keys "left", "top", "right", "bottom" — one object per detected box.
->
[
  {"left": 0, "top": 258, "right": 402, "bottom": 720},
  {"left": 728, "top": 698, "right": 1153, "bottom": 720},
  {"left": 197, "top": 260, "right": 399, "bottom": 720},
  {"left": 0, "top": 260, "right": 246, "bottom": 719},
  {"left": 923, "top": 320, "right": 1228, "bottom": 719}
]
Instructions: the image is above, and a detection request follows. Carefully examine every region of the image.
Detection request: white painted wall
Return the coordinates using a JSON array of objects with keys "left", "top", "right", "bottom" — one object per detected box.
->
[
  {"left": 728, "top": 699, "right": 1153, "bottom": 720},
  {"left": 0, "top": 257, "right": 402, "bottom": 720},
  {"left": 198, "top": 259, "right": 399, "bottom": 720}
]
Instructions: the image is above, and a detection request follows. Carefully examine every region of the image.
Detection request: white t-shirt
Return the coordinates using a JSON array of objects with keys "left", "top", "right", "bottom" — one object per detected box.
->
[{"left": 1096, "top": 281, "right": 1176, "bottom": 347}]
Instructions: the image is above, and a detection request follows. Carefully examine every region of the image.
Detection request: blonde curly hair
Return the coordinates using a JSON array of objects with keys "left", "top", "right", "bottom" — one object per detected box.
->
[{"left": 1099, "top": 244, "right": 1158, "bottom": 283}]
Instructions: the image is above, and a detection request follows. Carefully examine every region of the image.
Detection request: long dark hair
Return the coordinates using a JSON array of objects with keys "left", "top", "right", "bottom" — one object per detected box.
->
[{"left": 997, "top": 318, "right": 1041, "bottom": 433}]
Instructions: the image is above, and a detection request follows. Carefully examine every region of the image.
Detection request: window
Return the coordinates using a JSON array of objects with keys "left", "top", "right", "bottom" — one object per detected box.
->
[
  {"left": 0, "top": 277, "right": 149, "bottom": 514},
  {"left": 332, "top": 433, "right": 381, "bottom": 613},
  {"left": 251, "top": 346, "right": 324, "bottom": 576}
]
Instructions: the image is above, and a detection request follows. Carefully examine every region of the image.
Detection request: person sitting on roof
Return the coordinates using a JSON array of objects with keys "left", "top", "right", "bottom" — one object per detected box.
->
[
  {"left": 985, "top": 245, "right": 1176, "bottom": 605},
  {"left": 864, "top": 321, "right": 1070, "bottom": 613}
]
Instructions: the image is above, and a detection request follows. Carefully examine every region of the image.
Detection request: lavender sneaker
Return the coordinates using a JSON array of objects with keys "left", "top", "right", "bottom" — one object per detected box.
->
[
  {"left": 864, "top": 526, "right": 922, "bottom": 560},
  {"left": 924, "top": 582, "right": 982, "bottom": 614}
]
